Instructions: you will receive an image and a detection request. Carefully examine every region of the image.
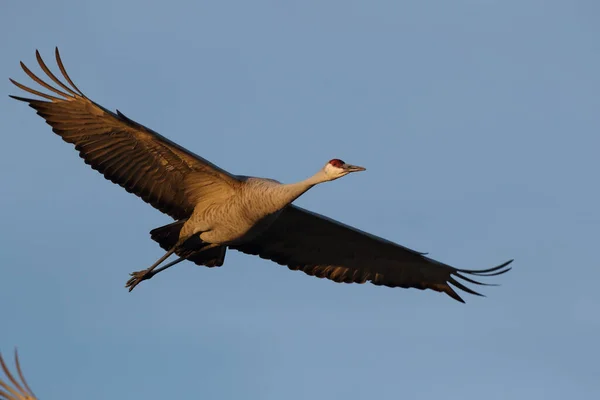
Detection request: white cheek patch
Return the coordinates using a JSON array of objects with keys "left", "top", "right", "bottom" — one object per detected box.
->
[
  {"left": 325, "top": 163, "right": 341, "bottom": 175},
  {"left": 324, "top": 163, "right": 346, "bottom": 178}
]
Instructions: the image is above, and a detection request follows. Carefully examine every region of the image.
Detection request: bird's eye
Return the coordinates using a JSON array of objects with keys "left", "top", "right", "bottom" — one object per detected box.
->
[{"left": 329, "top": 159, "right": 344, "bottom": 167}]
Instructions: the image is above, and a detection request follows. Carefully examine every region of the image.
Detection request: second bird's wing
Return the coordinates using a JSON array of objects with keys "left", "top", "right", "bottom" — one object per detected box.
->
[
  {"left": 10, "top": 49, "right": 240, "bottom": 221},
  {"left": 233, "top": 205, "right": 512, "bottom": 303},
  {"left": 0, "top": 351, "right": 36, "bottom": 400}
]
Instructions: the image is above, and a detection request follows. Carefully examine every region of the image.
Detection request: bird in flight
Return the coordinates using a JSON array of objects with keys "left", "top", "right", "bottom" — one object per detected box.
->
[
  {"left": 10, "top": 48, "right": 512, "bottom": 302},
  {"left": 0, "top": 351, "right": 36, "bottom": 400}
]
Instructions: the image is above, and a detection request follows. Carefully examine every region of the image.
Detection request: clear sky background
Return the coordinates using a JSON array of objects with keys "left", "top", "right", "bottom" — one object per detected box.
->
[{"left": 1, "top": 1, "right": 599, "bottom": 399}]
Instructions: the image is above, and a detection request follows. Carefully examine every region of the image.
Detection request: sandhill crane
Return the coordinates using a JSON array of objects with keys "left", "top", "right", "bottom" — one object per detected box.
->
[
  {"left": 0, "top": 351, "right": 36, "bottom": 400},
  {"left": 10, "top": 48, "right": 513, "bottom": 303}
]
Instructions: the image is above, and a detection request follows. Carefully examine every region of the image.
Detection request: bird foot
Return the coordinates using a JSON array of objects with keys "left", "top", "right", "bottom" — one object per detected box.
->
[{"left": 125, "top": 269, "right": 154, "bottom": 292}]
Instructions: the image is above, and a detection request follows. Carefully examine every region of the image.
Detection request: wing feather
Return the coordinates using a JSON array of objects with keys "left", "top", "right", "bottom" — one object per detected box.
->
[
  {"left": 233, "top": 205, "right": 512, "bottom": 303},
  {"left": 9, "top": 48, "right": 240, "bottom": 220},
  {"left": 0, "top": 350, "right": 36, "bottom": 400}
]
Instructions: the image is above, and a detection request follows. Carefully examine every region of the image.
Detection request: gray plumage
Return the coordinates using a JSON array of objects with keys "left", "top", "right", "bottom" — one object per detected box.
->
[{"left": 9, "top": 48, "right": 513, "bottom": 303}]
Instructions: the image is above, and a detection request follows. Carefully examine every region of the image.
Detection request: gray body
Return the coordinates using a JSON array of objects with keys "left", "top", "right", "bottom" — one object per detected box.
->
[{"left": 184, "top": 177, "right": 295, "bottom": 245}]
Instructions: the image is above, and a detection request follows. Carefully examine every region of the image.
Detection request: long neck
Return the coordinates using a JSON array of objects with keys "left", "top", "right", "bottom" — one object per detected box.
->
[{"left": 262, "top": 170, "right": 329, "bottom": 213}]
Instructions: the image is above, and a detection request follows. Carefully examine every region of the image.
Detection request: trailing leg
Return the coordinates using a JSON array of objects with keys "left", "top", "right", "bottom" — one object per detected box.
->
[
  {"left": 125, "top": 247, "right": 177, "bottom": 291},
  {"left": 125, "top": 239, "right": 221, "bottom": 292},
  {"left": 125, "top": 255, "right": 186, "bottom": 292}
]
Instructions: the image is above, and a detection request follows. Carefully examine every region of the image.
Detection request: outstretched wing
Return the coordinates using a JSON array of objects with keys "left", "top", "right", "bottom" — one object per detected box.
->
[
  {"left": 233, "top": 205, "right": 513, "bottom": 303},
  {"left": 9, "top": 48, "right": 240, "bottom": 220},
  {"left": 0, "top": 351, "right": 36, "bottom": 400}
]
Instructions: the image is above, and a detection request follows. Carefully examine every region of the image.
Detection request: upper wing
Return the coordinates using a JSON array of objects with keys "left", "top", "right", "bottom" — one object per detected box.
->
[
  {"left": 9, "top": 48, "right": 240, "bottom": 220},
  {"left": 233, "top": 205, "right": 513, "bottom": 303},
  {"left": 0, "top": 351, "right": 36, "bottom": 400}
]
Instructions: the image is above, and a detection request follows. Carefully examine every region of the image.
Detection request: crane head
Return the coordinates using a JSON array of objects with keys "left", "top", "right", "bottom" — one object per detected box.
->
[{"left": 323, "top": 158, "right": 366, "bottom": 180}]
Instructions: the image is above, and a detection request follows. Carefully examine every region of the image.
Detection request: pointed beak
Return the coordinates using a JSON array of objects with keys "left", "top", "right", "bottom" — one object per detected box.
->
[{"left": 343, "top": 164, "right": 366, "bottom": 172}]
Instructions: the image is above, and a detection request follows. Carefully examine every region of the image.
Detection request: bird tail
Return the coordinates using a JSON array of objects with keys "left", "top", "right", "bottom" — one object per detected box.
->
[
  {"left": 149, "top": 220, "right": 227, "bottom": 268},
  {"left": 150, "top": 220, "right": 187, "bottom": 251}
]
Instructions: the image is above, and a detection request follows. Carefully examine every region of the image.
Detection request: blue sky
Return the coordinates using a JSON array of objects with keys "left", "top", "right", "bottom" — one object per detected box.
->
[{"left": 1, "top": 0, "right": 599, "bottom": 398}]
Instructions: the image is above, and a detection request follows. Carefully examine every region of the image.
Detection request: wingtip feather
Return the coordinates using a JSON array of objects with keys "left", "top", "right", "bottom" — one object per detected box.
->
[
  {"left": 446, "top": 258, "right": 513, "bottom": 302},
  {"left": 0, "top": 348, "right": 36, "bottom": 400},
  {"left": 448, "top": 277, "right": 485, "bottom": 298},
  {"left": 54, "top": 47, "right": 85, "bottom": 96},
  {"left": 458, "top": 259, "right": 514, "bottom": 275},
  {"left": 14, "top": 349, "right": 35, "bottom": 398},
  {"left": 445, "top": 285, "right": 466, "bottom": 303}
]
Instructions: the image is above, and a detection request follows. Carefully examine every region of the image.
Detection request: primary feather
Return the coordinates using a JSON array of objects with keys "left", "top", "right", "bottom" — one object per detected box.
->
[{"left": 0, "top": 351, "right": 36, "bottom": 400}]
